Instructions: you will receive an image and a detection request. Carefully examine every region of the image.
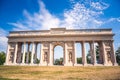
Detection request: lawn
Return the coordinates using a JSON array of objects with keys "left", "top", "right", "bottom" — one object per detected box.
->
[{"left": 0, "top": 66, "right": 120, "bottom": 80}]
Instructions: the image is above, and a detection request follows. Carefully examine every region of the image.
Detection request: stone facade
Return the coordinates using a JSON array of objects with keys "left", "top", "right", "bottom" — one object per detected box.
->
[{"left": 4, "top": 28, "right": 118, "bottom": 66}]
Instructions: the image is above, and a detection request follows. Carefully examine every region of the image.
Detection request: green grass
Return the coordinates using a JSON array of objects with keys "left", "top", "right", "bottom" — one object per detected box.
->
[
  {"left": 0, "top": 66, "right": 120, "bottom": 80},
  {"left": 0, "top": 77, "right": 19, "bottom": 80}
]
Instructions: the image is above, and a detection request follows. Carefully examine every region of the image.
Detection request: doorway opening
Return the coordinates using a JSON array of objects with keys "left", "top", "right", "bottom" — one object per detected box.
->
[{"left": 54, "top": 45, "right": 64, "bottom": 65}]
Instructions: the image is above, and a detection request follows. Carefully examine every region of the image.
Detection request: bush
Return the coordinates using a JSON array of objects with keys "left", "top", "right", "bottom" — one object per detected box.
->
[{"left": 0, "top": 51, "right": 6, "bottom": 65}]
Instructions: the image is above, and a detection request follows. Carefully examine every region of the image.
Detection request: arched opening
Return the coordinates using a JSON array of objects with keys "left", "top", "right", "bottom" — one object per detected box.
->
[{"left": 54, "top": 45, "right": 64, "bottom": 65}]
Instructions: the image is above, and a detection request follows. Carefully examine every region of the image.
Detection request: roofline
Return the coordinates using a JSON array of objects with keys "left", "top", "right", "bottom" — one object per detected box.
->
[
  {"left": 9, "top": 28, "right": 112, "bottom": 33},
  {"left": 7, "top": 33, "right": 115, "bottom": 38}
]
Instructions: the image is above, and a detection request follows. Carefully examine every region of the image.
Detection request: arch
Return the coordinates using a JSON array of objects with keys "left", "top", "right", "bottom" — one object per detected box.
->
[
  {"left": 53, "top": 45, "right": 64, "bottom": 65},
  {"left": 52, "top": 42, "right": 65, "bottom": 49}
]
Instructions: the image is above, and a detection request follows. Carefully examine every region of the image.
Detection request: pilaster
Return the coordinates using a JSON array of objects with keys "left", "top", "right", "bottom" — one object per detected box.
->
[
  {"left": 102, "top": 41, "right": 107, "bottom": 65},
  {"left": 48, "top": 42, "right": 53, "bottom": 66}
]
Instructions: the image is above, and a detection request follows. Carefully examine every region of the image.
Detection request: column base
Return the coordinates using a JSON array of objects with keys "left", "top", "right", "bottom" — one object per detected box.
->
[
  {"left": 93, "top": 63, "right": 97, "bottom": 66},
  {"left": 48, "top": 63, "right": 53, "bottom": 66},
  {"left": 20, "top": 63, "right": 27, "bottom": 66},
  {"left": 39, "top": 64, "right": 48, "bottom": 66},
  {"left": 4, "top": 63, "right": 9, "bottom": 65},
  {"left": 73, "top": 63, "right": 77, "bottom": 66},
  {"left": 103, "top": 63, "right": 113, "bottom": 66},
  {"left": 39, "top": 61, "right": 48, "bottom": 66},
  {"left": 113, "top": 63, "right": 118, "bottom": 66},
  {"left": 39, "top": 63, "right": 48, "bottom": 66},
  {"left": 64, "top": 63, "right": 73, "bottom": 66},
  {"left": 4, "top": 63, "right": 22, "bottom": 66},
  {"left": 83, "top": 63, "right": 87, "bottom": 66}
]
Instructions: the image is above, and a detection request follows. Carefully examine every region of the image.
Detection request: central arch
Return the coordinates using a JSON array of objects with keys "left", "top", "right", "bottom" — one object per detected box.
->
[
  {"left": 52, "top": 42, "right": 65, "bottom": 65},
  {"left": 54, "top": 45, "right": 64, "bottom": 65}
]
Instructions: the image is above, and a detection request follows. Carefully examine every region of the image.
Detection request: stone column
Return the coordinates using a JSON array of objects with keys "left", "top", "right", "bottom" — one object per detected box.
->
[
  {"left": 39, "top": 43, "right": 43, "bottom": 65},
  {"left": 73, "top": 42, "right": 77, "bottom": 66},
  {"left": 22, "top": 42, "right": 26, "bottom": 64},
  {"left": 5, "top": 43, "right": 10, "bottom": 65},
  {"left": 64, "top": 42, "right": 68, "bottom": 66},
  {"left": 48, "top": 42, "right": 53, "bottom": 66},
  {"left": 92, "top": 41, "right": 96, "bottom": 65},
  {"left": 13, "top": 42, "right": 18, "bottom": 64},
  {"left": 81, "top": 41, "right": 87, "bottom": 65},
  {"left": 31, "top": 42, "right": 35, "bottom": 64},
  {"left": 89, "top": 42, "right": 93, "bottom": 64},
  {"left": 26, "top": 43, "right": 30, "bottom": 63},
  {"left": 111, "top": 41, "right": 118, "bottom": 66},
  {"left": 17, "top": 43, "right": 22, "bottom": 63},
  {"left": 102, "top": 41, "right": 107, "bottom": 65}
]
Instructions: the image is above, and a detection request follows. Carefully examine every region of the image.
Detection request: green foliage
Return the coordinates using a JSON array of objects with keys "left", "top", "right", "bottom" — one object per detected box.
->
[
  {"left": 96, "top": 46, "right": 100, "bottom": 63},
  {"left": 116, "top": 47, "right": 120, "bottom": 65},
  {"left": 86, "top": 50, "right": 91, "bottom": 64},
  {"left": 54, "top": 58, "right": 63, "bottom": 65},
  {"left": 0, "top": 51, "right": 6, "bottom": 65},
  {"left": 36, "top": 58, "right": 40, "bottom": 64},
  {"left": 77, "top": 57, "right": 82, "bottom": 64},
  {"left": 54, "top": 59, "right": 60, "bottom": 65},
  {"left": 0, "top": 77, "right": 19, "bottom": 80}
]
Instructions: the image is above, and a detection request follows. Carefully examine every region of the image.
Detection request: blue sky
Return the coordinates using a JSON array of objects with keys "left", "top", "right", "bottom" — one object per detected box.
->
[{"left": 0, "top": 0, "right": 120, "bottom": 57}]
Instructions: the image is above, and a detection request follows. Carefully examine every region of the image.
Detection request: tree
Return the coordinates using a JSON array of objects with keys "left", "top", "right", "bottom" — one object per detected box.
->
[
  {"left": 0, "top": 51, "right": 6, "bottom": 65},
  {"left": 54, "top": 58, "right": 63, "bottom": 65},
  {"left": 86, "top": 50, "right": 91, "bottom": 64},
  {"left": 36, "top": 58, "right": 40, "bottom": 64},
  {"left": 54, "top": 59, "right": 60, "bottom": 65},
  {"left": 77, "top": 57, "right": 82, "bottom": 64},
  {"left": 116, "top": 47, "right": 120, "bottom": 65},
  {"left": 59, "top": 58, "right": 63, "bottom": 65}
]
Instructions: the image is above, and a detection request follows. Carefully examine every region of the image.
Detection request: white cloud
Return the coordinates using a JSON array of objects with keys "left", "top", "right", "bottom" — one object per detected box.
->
[
  {"left": 103, "top": 17, "right": 120, "bottom": 24},
  {"left": 117, "top": 17, "right": 120, "bottom": 22},
  {"left": 0, "top": 28, "right": 8, "bottom": 52},
  {"left": 62, "top": 2, "right": 104, "bottom": 29},
  {"left": 1, "top": 0, "right": 120, "bottom": 52},
  {"left": 91, "top": 2, "right": 109, "bottom": 10},
  {"left": 8, "top": 0, "right": 120, "bottom": 30},
  {"left": 9, "top": 1, "right": 61, "bottom": 30}
]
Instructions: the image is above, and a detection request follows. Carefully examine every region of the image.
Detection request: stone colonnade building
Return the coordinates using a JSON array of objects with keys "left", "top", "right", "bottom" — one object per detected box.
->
[{"left": 4, "top": 28, "right": 118, "bottom": 66}]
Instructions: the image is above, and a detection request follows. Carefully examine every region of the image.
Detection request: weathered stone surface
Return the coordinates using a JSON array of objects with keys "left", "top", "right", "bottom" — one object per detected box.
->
[{"left": 4, "top": 28, "right": 118, "bottom": 66}]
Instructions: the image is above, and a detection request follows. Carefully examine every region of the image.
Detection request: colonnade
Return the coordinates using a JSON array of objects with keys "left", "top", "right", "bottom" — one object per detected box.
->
[{"left": 5, "top": 40, "right": 117, "bottom": 66}]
